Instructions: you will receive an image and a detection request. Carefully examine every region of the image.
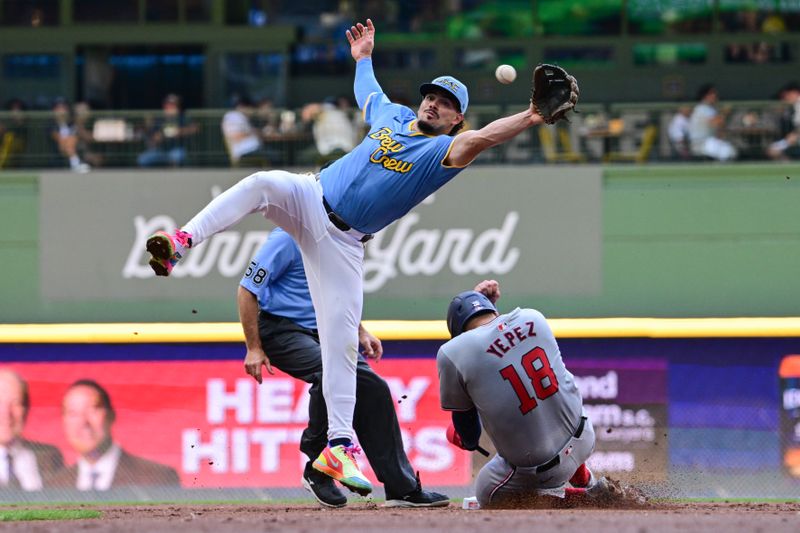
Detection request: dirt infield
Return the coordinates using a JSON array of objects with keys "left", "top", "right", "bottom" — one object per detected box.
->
[{"left": 2, "top": 502, "right": 798, "bottom": 532}]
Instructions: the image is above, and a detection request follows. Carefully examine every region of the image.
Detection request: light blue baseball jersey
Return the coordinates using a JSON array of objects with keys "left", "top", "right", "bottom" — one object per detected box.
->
[
  {"left": 239, "top": 228, "right": 317, "bottom": 330},
  {"left": 319, "top": 63, "right": 468, "bottom": 234}
]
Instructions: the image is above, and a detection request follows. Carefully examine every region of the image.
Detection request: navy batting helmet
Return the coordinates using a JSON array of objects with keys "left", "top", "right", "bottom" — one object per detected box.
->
[{"left": 446, "top": 291, "right": 498, "bottom": 338}]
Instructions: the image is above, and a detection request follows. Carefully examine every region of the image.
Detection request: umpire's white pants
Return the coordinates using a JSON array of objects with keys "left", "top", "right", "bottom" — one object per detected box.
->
[
  {"left": 183, "top": 170, "right": 364, "bottom": 441},
  {"left": 475, "top": 417, "right": 596, "bottom": 508}
]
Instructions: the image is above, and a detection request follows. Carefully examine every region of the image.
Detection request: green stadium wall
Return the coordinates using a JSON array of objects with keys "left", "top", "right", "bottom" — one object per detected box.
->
[{"left": 0, "top": 163, "right": 798, "bottom": 323}]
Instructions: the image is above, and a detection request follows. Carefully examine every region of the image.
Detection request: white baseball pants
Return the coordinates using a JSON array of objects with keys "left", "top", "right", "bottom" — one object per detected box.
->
[{"left": 183, "top": 170, "right": 364, "bottom": 441}]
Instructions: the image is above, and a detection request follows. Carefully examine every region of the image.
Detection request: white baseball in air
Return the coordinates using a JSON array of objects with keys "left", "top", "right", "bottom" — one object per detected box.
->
[{"left": 495, "top": 64, "right": 517, "bottom": 84}]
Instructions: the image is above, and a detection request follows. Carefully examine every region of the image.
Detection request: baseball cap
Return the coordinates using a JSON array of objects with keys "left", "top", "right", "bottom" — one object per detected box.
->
[{"left": 419, "top": 76, "right": 469, "bottom": 114}]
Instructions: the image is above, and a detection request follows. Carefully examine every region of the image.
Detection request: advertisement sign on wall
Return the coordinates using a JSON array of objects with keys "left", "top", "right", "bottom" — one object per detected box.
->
[
  {"left": 780, "top": 355, "right": 800, "bottom": 478},
  {"left": 39, "top": 168, "right": 602, "bottom": 305},
  {"left": 5, "top": 357, "right": 470, "bottom": 490},
  {"left": 571, "top": 358, "right": 668, "bottom": 482},
  {"left": 4, "top": 332, "right": 799, "bottom": 498}
]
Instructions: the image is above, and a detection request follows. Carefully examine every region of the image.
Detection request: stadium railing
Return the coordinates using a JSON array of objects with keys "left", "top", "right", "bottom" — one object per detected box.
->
[{"left": 0, "top": 101, "right": 788, "bottom": 170}]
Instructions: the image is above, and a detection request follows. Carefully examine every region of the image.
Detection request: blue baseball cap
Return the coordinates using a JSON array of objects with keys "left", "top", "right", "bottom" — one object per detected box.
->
[{"left": 419, "top": 76, "right": 469, "bottom": 114}]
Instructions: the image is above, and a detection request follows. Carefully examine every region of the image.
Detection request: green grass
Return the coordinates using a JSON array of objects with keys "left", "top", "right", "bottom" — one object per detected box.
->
[{"left": 0, "top": 509, "right": 101, "bottom": 522}]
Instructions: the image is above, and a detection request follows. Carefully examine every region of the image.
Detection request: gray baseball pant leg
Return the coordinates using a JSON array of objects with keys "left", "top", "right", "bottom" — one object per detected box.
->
[{"left": 476, "top": 418, "right": 596, "bottom": 508}]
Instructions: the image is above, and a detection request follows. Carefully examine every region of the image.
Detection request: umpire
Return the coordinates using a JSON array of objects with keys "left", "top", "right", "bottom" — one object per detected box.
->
[{"left": 238, "top": 227, "right": 448, "bottom": 508}]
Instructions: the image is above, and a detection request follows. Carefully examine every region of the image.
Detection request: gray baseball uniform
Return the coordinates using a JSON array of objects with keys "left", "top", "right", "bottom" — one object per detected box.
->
[{"left": 437, "top": 307, "right": 595, "bottom": 507}]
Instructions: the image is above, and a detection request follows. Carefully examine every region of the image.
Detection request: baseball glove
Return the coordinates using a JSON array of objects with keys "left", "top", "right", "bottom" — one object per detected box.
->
[{"left": 530, "top": 64, "right": 580, "bottom": 124}]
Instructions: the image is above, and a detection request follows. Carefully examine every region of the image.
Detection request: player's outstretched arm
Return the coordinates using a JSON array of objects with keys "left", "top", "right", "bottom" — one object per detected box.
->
[
  {"left": 346, "top": 19, "right": 375, "bottom": 62},
  {"left": 347, "top": 19, "right": 383, "bottom": 109},
  {"left": 445, "top": 107, "right": 544, "bottom": 168}
]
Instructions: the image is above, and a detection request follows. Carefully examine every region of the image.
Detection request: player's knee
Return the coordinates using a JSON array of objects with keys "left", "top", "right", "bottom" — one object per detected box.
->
[
  {"left": 476, "top": 489, "right": 493, "bottom": 509},
  {"left": 474, "top": 468, "right": 495, "bottom": 508},
  {"left": 246, "top": 169, "right": 295, "bottom": 195},
  {"left": 241, "top": 170, "right": 274, "bottom": 190}
]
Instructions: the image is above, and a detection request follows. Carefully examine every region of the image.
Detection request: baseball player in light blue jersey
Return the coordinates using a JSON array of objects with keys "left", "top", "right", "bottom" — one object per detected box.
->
[
  {"left": 145, "top": 18, "right": 551, "bottom": 494},
  {"left": 438, "top": 280, "right": 617, "bottom": 509}
]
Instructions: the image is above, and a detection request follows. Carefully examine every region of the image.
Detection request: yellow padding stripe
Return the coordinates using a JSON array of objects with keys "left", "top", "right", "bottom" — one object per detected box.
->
[{"left": 1, "top": 318, "right": 800, "bottom": 343}]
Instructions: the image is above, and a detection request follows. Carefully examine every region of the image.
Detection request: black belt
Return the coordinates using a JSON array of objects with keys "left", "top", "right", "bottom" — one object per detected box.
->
[
  {"left": 535, "top": 416, "right": 587, "bottom": 474},
  {"left": 322, "top": 197, "right": 373, "bottom": 243}
]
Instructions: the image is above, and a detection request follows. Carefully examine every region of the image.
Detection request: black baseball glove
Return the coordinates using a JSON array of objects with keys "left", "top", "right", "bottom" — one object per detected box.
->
[{"left": 530, "top": 64, "right": 580, "bottom": 124}]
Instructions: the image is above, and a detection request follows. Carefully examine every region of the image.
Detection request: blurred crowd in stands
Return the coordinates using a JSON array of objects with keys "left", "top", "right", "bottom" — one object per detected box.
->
[
  {"left": 4, "top": 2, "right": 800, "bottom": 170},
  {"left": 0, "top": 91, "right": 365, "bottom": 171},
  {"left": 2, "top": 81, "right": 800, "bottom": 171},
  {"left": 663, "top": 82, "right": 800, "bottom": 163}
]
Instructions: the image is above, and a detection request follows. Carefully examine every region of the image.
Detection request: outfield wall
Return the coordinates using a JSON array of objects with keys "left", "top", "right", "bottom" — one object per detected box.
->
[
  {"left": 1, "top": 321, "right": 799, "bottom": 501},
  {"left": 0, "top": 163, "right": 798, "bottom": 323}
]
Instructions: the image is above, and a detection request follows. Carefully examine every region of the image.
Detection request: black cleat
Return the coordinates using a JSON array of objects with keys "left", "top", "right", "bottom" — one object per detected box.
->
[
  {"left": 384, "top": 472, "right": 450, "bottom": 508},
  {"left": 302, "top": 462, "right": 347, "bottom": 508}
]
